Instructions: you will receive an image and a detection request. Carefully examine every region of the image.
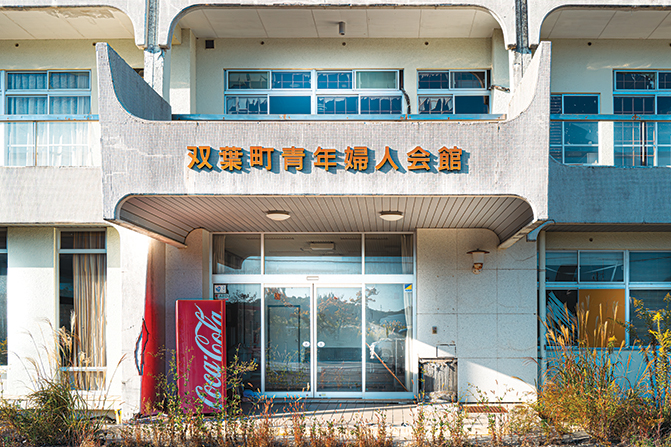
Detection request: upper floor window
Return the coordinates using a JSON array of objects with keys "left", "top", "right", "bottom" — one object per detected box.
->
[
  {"left": 2, "top": 71, "right": 91, "bottom": 116},
  {"left": 417, "top": 70, "right": 490, "bottom": 114},
  {"left": 224, "top": 70, "right": 403, "bottom": 115},
  {"left": 550, "top": 94, "right": 599, "bottom": 164},
  {"left": 614, "top": 71, "right": 671, "bottom": 115}
]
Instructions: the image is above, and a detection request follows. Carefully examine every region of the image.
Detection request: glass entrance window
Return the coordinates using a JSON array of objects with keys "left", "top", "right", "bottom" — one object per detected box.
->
[
  {"left": 365, "top": 284, "right": 412, "bottom": 392},
  {"left": 212, "top": 233, "right": 414, "bottom": 398},
  {"left": 264, "top": 234, "right": 362, "bottom": 274}
]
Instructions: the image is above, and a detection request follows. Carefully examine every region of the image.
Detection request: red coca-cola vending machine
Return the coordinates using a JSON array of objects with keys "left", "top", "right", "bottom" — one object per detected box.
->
[{"left": 176, "top": 300, "right": 226, "bottom": 413}]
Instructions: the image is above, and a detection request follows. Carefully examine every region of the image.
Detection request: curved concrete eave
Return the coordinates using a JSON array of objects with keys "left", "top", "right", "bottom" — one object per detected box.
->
[
  {"left": 157, "top": 0, "right": 517, "bottom": 49},
  {"left": 96, "top": 41, "right": 551, "bottom": 249}
]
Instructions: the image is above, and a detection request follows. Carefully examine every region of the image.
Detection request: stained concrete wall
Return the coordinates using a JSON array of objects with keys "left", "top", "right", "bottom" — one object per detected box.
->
[
  {"left": 416, "top": 228, "right": 537, "bottom": 401},
  {"left": 96, "top": 42, "right": 552, "bottom": 246},
  {"left": 548, "top": 160, "right": 671, "bottom": 225}
]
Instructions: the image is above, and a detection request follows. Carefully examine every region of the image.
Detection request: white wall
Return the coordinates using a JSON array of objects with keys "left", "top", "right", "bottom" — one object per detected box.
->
[
  {"left": 416, "top": 228, "right": 537, "bottom": 402},
  {"left": 0, "top": 39, "right": 143, "bottom": 114},
  {"left": 5, "top": 227, "right": 57, "bottom": 397},
  {"left": 550, "top": 39, "right": 671, "bottom": 114},
  {"left": 3, "top": 225, "right": 132, "bottom": 414},
  {"left": 195, "top": 38, "right": 494, "bottom": 115}
]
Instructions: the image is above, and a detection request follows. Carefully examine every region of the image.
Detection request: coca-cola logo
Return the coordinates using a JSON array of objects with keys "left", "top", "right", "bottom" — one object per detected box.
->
[{"left": 193, "top": 304, "right": 224, "bottom": 410}]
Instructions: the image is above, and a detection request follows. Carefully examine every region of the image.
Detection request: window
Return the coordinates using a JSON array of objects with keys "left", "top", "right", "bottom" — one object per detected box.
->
[
  {"left": 614, "top": 71, "right": 671, "bottom": 115},
  {"left": 0, "top": 228, "right": 6, "bottom": 365},
  {"left": 550, "top": 94, "right": 599, "bottom": 164},
  {"left": 545, "top": 250, "right": 671, "bottom": 347},
  {"left": 612, "top": 121, "right": 671, "bottom": 167},
  {"left": 417, "top": 70, "right": 490, "bottom": 115},
  {"left": 2, "top": 71, "right": 91, "bottom": 115},
  {"left": 59, "top": 230, "right": 106, "bottom": 390},
  {"left": 225, "top": 70, "right": 403, "bottom": 115}
]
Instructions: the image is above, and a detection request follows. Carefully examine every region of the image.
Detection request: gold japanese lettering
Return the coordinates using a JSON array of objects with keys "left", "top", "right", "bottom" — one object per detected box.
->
[
  {"left": 219, "top": 146, "right": 243, "bottom": 171},
  {"left": 250, "top": 146, "right": 274, "bottom": 170},
  {"left": 314, "top": 147, "right": 337, "bottom": 171},
  {"left": 345, "top": 146, "right": 368, "bottom": 171},
  {"left": 438, "top": 146, "right": 462, "bottom": 171},
  {"left": 375, "top": 146, "right": 399, "bottom": 171},
  {"left": 282, "top": 146, "right": 305, "bottom": 171},
  {"left": 407, "top": 146, "right": 431, "bottom": 171}
]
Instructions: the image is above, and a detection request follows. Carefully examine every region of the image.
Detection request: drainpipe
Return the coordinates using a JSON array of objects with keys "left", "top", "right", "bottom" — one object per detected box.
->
[{"left": 538, "top": 230, "right": 547, "bottom": 386}]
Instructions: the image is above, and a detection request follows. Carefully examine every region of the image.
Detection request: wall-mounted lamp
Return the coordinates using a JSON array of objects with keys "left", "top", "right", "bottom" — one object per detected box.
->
[
  {"left": 467, "top": 249, "right": 489, "bottom": 274},
  {"left": 266, "top": 211, "right": 291, "bottom": 221},
  {"left": 338, "top": 21, "right": 346, "bottom": 36}
]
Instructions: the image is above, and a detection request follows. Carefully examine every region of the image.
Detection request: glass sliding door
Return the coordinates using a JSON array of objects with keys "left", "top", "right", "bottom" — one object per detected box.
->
[
  {"left": 264, "top": 286, "right": 311, "bottom": 392},
  {"left": 315, "top": 286, "right": 362, "bottom": 394}
]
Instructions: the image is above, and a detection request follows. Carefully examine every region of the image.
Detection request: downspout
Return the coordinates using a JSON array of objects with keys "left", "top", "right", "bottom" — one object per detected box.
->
[{"left": 538, "top": 230, "right": 547, "bottom": 386}]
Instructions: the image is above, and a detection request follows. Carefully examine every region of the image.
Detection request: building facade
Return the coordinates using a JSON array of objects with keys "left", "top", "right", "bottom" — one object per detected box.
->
[{"left": 0, "top": 0, "right": 669, "bottom": 417}]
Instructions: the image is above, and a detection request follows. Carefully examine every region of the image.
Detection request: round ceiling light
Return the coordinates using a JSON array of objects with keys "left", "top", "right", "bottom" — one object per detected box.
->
[
  {"left": 379, "top": 211, "right": 404, "bottom": 221},
  {"left": 266, "top": 211, "right": 291, "bottom": 221}
]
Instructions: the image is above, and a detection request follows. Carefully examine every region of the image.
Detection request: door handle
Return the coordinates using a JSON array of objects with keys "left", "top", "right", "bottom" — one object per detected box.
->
[
  {"left": 317, "top": 341, "right": 325, "bottom": 348},
  {"left": 303, "top": 341, "right": 310, "bottom": 347}
]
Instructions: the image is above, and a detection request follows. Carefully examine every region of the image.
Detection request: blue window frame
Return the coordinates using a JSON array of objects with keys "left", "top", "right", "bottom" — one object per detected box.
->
[{"left": 224, "top": 69, "right": 403, "bottom": 115}]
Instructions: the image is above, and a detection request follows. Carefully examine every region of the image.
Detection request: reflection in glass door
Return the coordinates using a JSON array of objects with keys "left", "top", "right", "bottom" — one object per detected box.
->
[
  {"left": 264, "top": 287, "right": 311, "bottom": 392},
  {"left": 316, "top": 287, "right": 362, "bottom": 393}
]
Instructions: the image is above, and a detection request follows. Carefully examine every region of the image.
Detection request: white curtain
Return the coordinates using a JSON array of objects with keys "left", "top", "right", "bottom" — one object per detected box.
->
[
  {"left": 401, "top": 235, "right": 413, "bottom": 389},
  {"left": 36, "top": 122, "right": 89, "bottom": 167}
]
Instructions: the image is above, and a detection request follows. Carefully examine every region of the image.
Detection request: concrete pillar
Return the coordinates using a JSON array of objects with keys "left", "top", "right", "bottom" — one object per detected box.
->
[
  {"left": 170, "top": 29, "right": 196, "bottom": 114},
  {"left": 509, "top": 0, "right": 532, "bottom": 93},
  {"left": 490, "top": 29, "right": 511, "bottom": 115},
  {"left": 144, "top": 46, "right": 171, "bottom": 101},
  {"left": 6, "top": 227, "right": 57, "bottom": 397}
]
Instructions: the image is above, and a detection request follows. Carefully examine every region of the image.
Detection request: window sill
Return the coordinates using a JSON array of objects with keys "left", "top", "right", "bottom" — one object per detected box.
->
[{"left": 173, "top": 113, "right": 505, "bottom": 122}]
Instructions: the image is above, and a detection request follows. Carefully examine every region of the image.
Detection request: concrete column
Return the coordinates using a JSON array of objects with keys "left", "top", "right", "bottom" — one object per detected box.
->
[
  {"left": 509, "top": 0, "right": 532, "bottom": 92},
  {"left": 144, "top": 46, "right": 171, "bottom": 101},
  {"left": 169, "top": 29, "right": 196, "bottom": 114},
  {"left": 491, "top": 29, "right": 511, "bottom": 115},
  {"left": 6, "top": 227, "right": 57, "bottom": 397}
]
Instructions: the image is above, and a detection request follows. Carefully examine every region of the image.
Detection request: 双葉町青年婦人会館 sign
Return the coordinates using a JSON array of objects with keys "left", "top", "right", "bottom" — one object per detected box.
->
[{"left": 187, "top": 145, "right": 464, "bottom": 173}]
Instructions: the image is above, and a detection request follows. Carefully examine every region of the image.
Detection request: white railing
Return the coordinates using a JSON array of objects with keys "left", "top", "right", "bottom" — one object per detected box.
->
[{"left": 0, "top": 117, "right": 100, "bottom": 167}]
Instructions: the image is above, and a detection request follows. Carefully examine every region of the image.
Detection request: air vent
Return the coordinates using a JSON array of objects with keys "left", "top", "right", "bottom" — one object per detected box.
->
[{"left": 205, "top": 39, "right": 215, "bottom": 49}]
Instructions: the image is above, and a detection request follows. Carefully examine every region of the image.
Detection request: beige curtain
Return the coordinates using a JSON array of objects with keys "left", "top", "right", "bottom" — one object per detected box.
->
[
  {"left": 212, "top": 235, "right": 226, "bottom": 274},
  {"left": 401, "top": 235, "right": 413, "bottom": 390},
  {"left": 71, "top": 252, "right": 106, "bottom": 390}
]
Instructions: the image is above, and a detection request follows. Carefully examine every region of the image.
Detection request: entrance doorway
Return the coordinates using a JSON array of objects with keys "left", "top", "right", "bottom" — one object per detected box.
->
[
  {"left": 264, "top": 284, "right": 363, "bottom": 397},
  {"left": 214, "top": 233, "right": 415, "bottom": 399}
]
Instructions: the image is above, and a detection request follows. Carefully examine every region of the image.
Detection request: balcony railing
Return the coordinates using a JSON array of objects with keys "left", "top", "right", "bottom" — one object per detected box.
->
[
  {"left": 0, "top": 116, "right": 100, "bottom": 167},
  {"left": 550, "top": 114, "right": 671, "bottom": 167}
]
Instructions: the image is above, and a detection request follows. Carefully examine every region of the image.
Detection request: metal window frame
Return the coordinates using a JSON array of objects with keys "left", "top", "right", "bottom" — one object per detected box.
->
[
  {"left": 209, "top": 231, "right": 416, "bottom": 398},
  {"left": 224, "top": 69, "right": 405, "bottom": 115},
  {"left": 417, "top": 69, "right": 490, "bottom": 115},
  {"left": 549, "top": 93, "right": 601, "bottom": 165},
  {"left": 545, "top": 249, "right": 671, "bottom": 347},
  {"left": 3, "top": 70, "right": 92, "bottom": 116}
]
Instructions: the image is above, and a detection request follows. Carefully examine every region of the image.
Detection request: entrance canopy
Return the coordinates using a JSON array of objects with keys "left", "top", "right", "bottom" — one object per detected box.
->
[{"left": 117, "top": 195, "right": 535, "bottom": 248}]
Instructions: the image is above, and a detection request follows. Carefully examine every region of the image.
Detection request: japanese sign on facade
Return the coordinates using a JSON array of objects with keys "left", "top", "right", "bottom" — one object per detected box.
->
[{"left": 187, "top": 145, "right": 464, "bottom": 173}]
